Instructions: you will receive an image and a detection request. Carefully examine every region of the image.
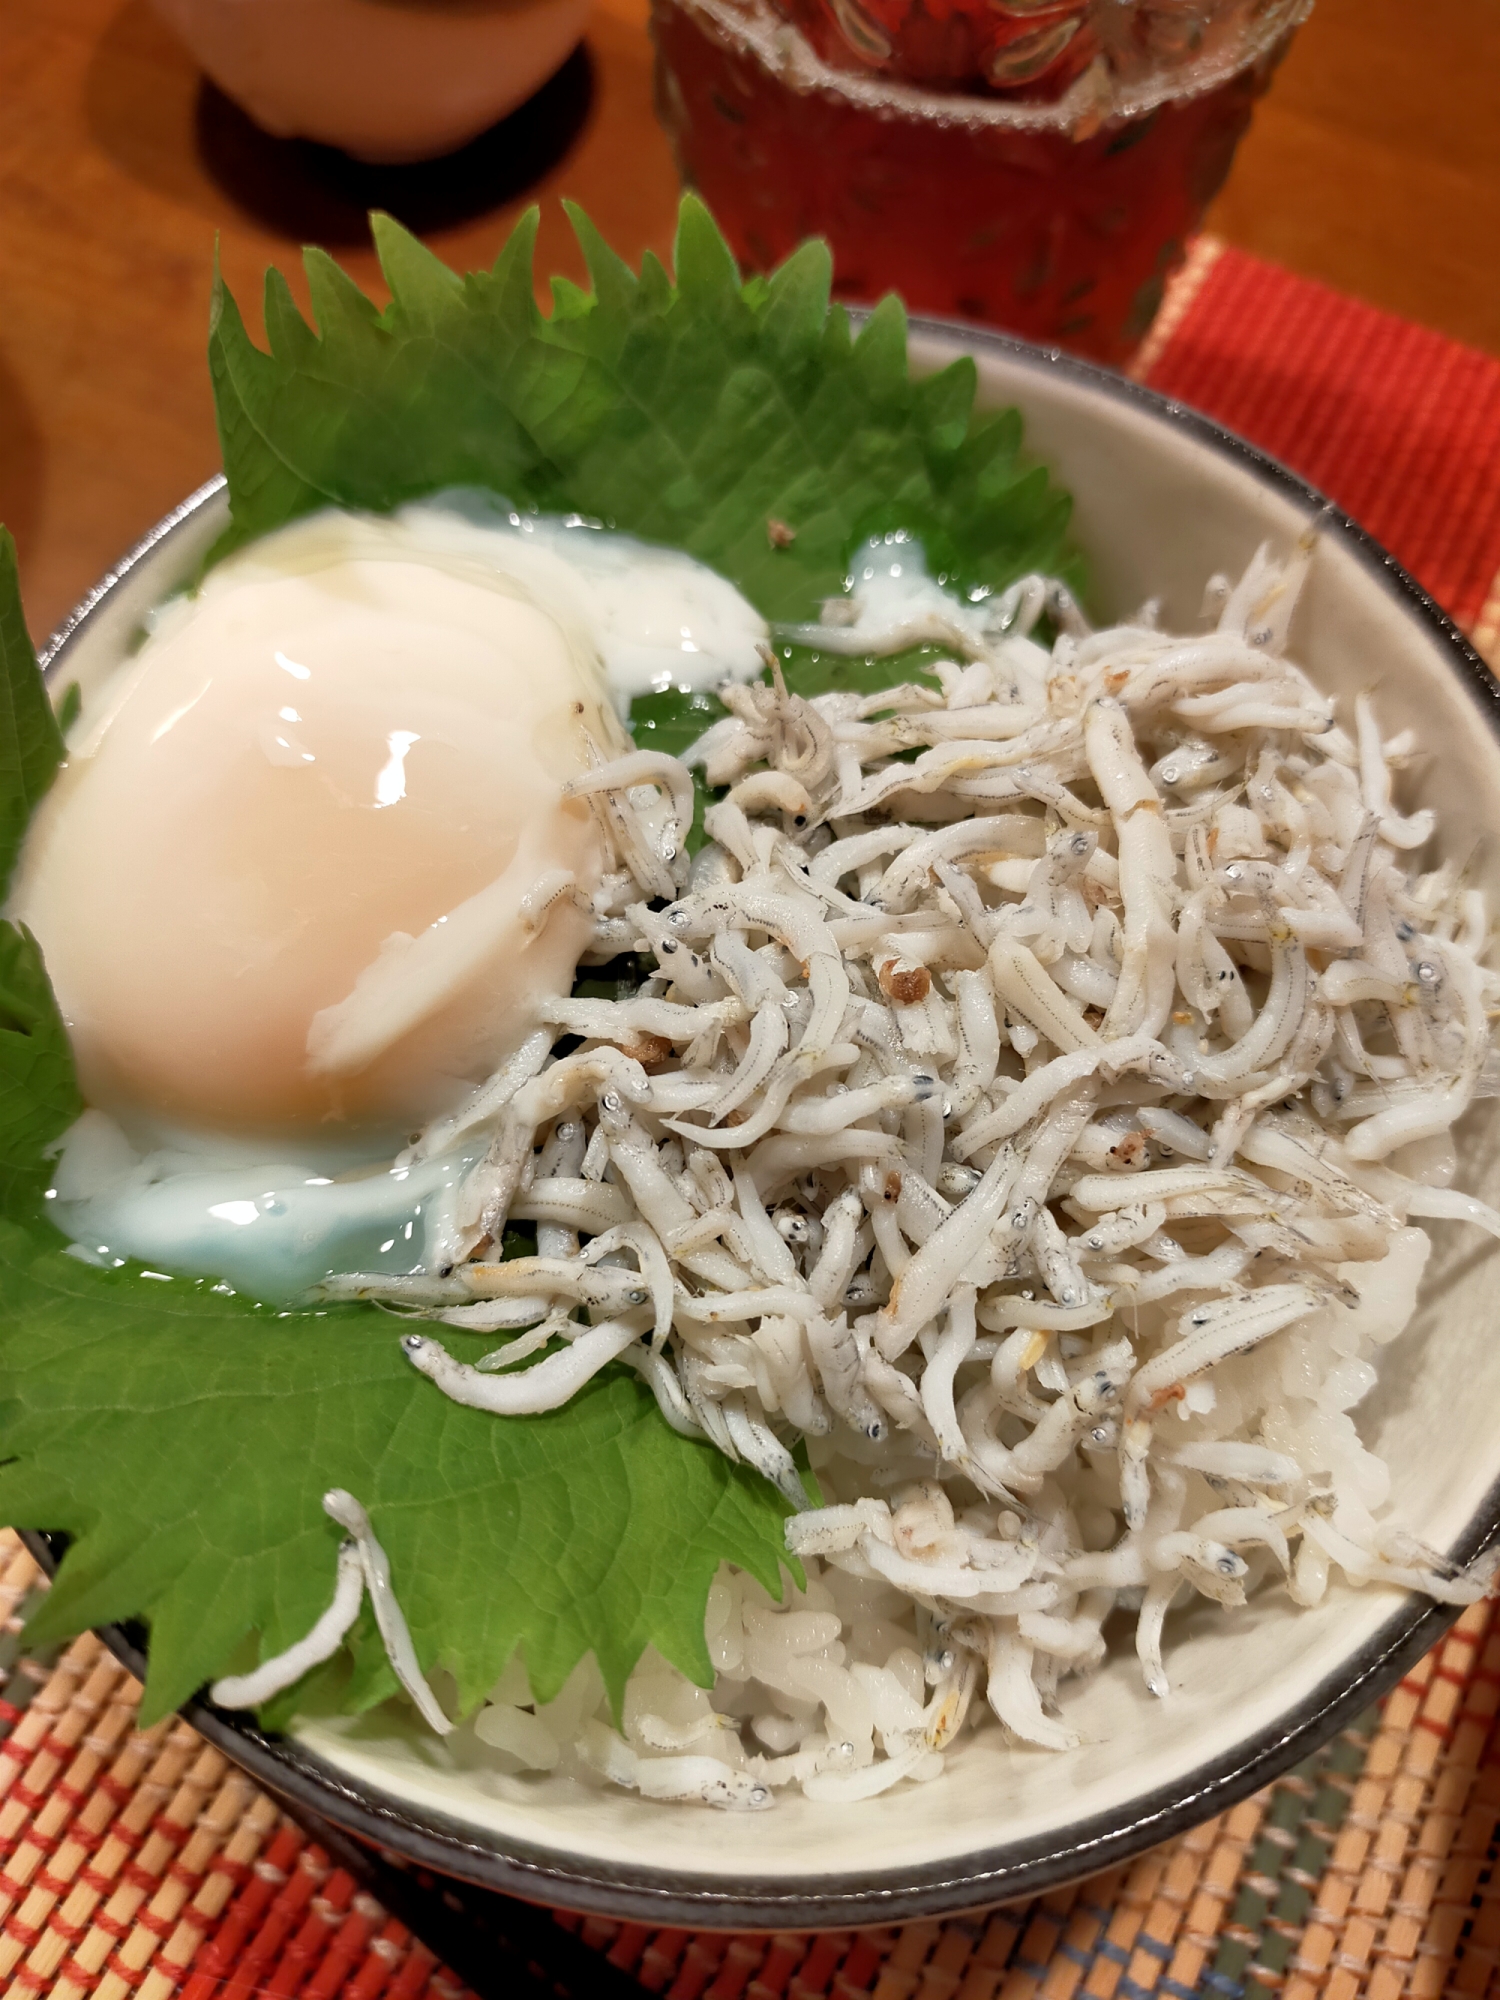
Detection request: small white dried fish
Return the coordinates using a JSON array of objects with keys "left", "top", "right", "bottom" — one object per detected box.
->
[{"left": 287, "top": 537, "right": 1497, "bottom": 1806}]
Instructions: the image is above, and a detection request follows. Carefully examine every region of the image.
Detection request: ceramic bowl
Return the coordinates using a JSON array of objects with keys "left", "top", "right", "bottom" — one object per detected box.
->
[
  {"left": 150, "top": 0, "right": 593, "bottom": 163},
  {"left": 36, "top": 319, "right": 1500, "bottom": 1928}
]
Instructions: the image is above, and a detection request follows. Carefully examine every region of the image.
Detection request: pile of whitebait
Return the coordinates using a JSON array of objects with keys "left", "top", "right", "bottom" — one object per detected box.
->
[{"left": 293, "top": 536, "right": 1500, "bottom": 1806}]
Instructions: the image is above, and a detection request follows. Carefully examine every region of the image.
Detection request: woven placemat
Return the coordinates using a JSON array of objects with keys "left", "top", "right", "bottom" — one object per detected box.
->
[
  {"left": 7, "top": 242, "right": 1500, "bottom": 1997},
  {"left": 1132, "top": 236, "right": 1500, "bottom": 657},
  {"left": 5, "top": 1525, "right": 1500, "bottom": 1998}
]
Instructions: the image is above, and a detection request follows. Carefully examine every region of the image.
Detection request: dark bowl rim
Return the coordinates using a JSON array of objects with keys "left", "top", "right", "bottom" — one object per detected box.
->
[{"left": 29, "top": 312, "right": 1500, "bottom": 1931}]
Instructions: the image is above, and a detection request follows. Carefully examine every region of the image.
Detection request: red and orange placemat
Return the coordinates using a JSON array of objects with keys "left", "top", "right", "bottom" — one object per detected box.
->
[
  {"left": 3, "top": 242, "right": 1500, "bottom": 1998},
  {"left": 1132, "top": 236, "right": 1500, "bottom": 654}
]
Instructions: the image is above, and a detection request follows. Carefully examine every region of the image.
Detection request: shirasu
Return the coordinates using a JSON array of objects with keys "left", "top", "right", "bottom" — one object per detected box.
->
[
  {"left": 211, "top": 1489, "right": 453, "bottom": 1735},
  {"left": 261, "top": 537, "right": 1500, "bottom": 1804}
]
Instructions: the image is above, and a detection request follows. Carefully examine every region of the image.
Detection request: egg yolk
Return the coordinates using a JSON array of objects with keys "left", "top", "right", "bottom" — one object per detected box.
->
[{"left": 12, "top": 522, "right": 617, "bottom": 1139}]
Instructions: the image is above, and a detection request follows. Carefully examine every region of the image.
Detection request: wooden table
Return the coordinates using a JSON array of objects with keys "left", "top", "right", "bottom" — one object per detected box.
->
[{"left": 3, "top": 0, "right": 1497, "bottom": 641}]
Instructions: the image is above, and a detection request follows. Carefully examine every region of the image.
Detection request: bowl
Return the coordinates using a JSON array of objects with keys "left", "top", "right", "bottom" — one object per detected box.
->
[
  {"left": 35, "top": 320, "right": 1500, "bottom": 1929},
  {"left": 150, "top": 0, "right": 593, "bottom": 163}
]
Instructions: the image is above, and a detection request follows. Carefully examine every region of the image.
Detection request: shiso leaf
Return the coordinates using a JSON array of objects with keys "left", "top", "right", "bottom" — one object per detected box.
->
[
  {"left": 206, "top": 193, "right": 1075, "bottom": 626},
  {"left": 760, "top": 239, "right": 834, "bottom": 366},
  {"left": 851, "top": 294, "right": 909, "bottom": 404},
  {"left": 0, "top": 923, "right": 81, "bottom": 1208},
  {"left": 0, "top": 873, "right": 791, "bottom": 1733},
  {"left": 366, "top": 213, "right": 464, "bottom": 320},
  {"left": 563, "top": 199, "right": 640, "bottom": 323},
  {"left": 2, "top": 200, "right": 1076, "bottom": 1733},
  {"left": 672, "top": 194, "right": 743, "bottom": 310},
  {"left": 0, "top": 1241, "right": 793, "bottom": 1724},
  {"left": 209, "top": 270, "right": 335, "bottom": 547},
  {"left": 0, "top": 530, "right": 65, "bottom": 899}
]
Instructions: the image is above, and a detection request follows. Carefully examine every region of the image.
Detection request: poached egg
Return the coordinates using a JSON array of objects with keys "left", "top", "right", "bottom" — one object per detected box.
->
[{"left": 14, "top": 500, "right": 767, "bottom": 1295}]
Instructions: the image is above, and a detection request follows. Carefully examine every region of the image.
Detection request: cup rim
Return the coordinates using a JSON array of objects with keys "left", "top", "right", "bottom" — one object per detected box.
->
[{"left": 651, "top": 0, "right": 1314, "bottom": 132}]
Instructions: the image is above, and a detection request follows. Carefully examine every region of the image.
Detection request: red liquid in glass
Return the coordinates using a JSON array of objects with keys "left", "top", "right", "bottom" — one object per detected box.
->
[{"left": 653, "top": 0, "right": 1289, "bottom": 365}]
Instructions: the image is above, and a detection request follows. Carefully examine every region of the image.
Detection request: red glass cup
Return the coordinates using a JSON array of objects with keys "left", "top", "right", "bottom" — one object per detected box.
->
[{"left": 651, "top": 0, "right": 1310, "bottom": 365}]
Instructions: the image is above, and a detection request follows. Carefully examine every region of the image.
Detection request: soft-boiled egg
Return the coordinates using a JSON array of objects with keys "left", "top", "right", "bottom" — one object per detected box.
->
[{"left": 14, "top": 501, "right": 767, "bottom": 1296}]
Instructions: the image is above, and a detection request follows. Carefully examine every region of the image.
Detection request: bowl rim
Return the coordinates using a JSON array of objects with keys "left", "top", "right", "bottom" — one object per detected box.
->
[{"left": 30, "top": 313, "right": 1500, "bottom": 1930}]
